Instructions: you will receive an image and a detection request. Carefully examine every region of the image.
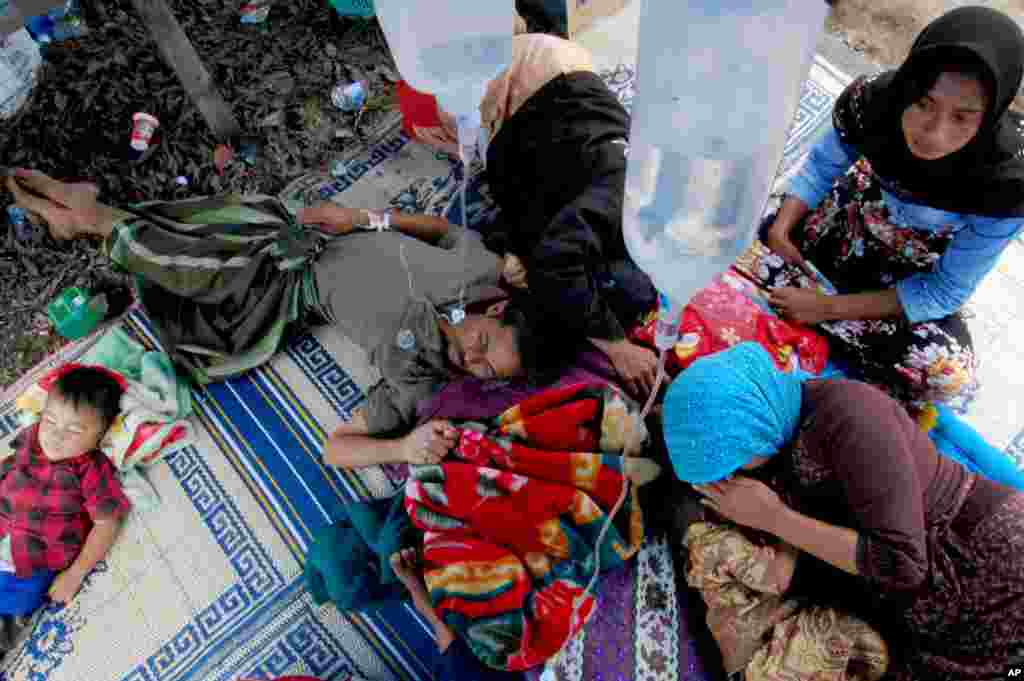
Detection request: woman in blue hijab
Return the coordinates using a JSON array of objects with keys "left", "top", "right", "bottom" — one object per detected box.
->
[{"left": 662, "top": 343, "right": 1023, "bottom": 680}]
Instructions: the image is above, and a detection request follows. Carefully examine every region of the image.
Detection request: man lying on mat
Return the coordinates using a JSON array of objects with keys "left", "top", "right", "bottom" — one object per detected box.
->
[
  {"left": 397, "top": 34, "right": 662, "bottom": 402},
  {"left": 4, "top": 170, "right": 580, "bottom": 470}
]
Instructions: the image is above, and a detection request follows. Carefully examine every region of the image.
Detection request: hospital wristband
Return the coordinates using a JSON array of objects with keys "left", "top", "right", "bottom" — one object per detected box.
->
[{"left": 360, "top": 210, "right": 391, "bottom": 232}]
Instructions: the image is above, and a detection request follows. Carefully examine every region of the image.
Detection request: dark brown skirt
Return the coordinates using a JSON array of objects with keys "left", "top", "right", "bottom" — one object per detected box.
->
[{"left": 898, "top": 492, "right": 1024, "bottom": 680}]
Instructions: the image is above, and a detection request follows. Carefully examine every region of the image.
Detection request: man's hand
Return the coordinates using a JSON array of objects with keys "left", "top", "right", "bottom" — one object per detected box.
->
[
  {"left": 401, "top": 420, "right": 459, "bottom": 465},
  {"left": 48, "top": 567, "right": 86, "bottom": 605},
  {"left": 767, "top": 287, "right": 832, "bottom": 326},
  {"left": 298, "top": 203, "right": 370, "bottom": 235},
  {"left": 5, "top": 169, "right": 108, "bottom": 241},
  {"left": 763, "top": 216, "right": 813, "bottom": 277},
  {"left": 502, "top": 253, "right": 528, "bottom": 289},
  {"left": 604, "top": 338, "right": 659, "bottom": 400}
]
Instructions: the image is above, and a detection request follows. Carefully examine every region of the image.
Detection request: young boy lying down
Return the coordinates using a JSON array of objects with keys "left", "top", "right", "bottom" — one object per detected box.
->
[{"left": 0, "top": 366, "right": 131, "bottom": 651}]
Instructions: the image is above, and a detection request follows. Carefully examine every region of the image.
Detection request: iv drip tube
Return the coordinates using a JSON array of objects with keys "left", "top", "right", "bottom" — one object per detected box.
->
[{"left": 556, "top": 345, "right": 668, "bottom": 661}]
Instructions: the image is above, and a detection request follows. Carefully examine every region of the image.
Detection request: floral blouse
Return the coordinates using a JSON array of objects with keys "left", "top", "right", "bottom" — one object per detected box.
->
[{"left": 786, "top": 124, "right": 1024, "bottom": 323}]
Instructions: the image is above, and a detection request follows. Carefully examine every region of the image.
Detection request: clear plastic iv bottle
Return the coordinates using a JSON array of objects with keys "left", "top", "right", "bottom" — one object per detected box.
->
[
  {"left": 373, "top": 0, "right": 515, "bottom": 162},
  {"left": 623, "top": 0, "right": 827, "bottom": 329}
]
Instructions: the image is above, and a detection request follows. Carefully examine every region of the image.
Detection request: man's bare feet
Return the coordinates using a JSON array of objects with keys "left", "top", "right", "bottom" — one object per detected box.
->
[
  {"left": 4, "top": 170, "right": 114, "bottom": 242},
  {"left": 390, "top": 548, "right": 455, "bottom": 652}
]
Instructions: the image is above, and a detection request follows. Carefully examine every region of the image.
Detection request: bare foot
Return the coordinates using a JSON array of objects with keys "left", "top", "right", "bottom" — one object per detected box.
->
[
  {"left": 46, "top": 216, "right": 77, "bottom": 241},
  {"left": 390, "top": 548, "right": 455, "bottom": 652},
  {"left": 5, "top": 172, "right": 110, "bottom": 242},
  {"left": 390, "top": 548, "right": 431, "bottom": 608}
]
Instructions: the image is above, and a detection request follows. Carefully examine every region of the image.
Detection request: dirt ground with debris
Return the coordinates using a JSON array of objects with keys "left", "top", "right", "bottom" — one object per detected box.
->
[
  {"left": 1, "top": 0, "right": 1021, "bottom": 390},
  {"left": 829, "top": 0, "right": 1023, "bottom": 68},
  {"left": 827, "top": 0, "right": 1024, "bottom": 109},
  {"left": 0, "top": 0, "right": 402, "bottom": 388}
]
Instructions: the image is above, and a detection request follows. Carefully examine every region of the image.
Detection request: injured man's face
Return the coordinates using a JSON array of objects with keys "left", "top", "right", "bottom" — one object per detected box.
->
[{"left": 441, "top": 312, "right": 524, "bottom": 380}]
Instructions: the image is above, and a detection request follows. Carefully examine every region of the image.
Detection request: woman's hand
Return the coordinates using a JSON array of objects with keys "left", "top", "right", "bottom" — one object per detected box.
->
[
  {"left": 767, "top": 287, "right": 833, "bottom": 326},
  {"left": 48, "top": 567, "right": 86, "bottom": 604},
  {"left": 297, "top": 203, "right": 369, "bottom": 235},
  {"left": 502, "top": 253, "right": 528, "bottom": 289},
  {"left": 772, "top": 541, "right": 800, "bottom": 594},
  {"left": 5, "top": 169, "right": 108, "bottom": 241},
  {"left": 401, "top": 419, "right": 459, "bottom": 465},
  {"left": 763, "top": 217, "right": 813, "bottom": 276},
  {"left": 603, "top": 338, "right": 659, "bottom": 400},
  {"left": 413, "top": 124, "right": 460, "bottom": 157},
  {"left": 694, "top": 476, "right": 787, "bottom": 533}
]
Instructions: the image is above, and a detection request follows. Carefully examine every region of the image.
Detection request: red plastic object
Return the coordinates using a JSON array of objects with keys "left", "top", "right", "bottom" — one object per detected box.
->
[
  {"left": 214, "top": 144, "right": 234, "bottom": 175},
  {"left": 394, "top": 80, "right": 442, "bottom": 139}
]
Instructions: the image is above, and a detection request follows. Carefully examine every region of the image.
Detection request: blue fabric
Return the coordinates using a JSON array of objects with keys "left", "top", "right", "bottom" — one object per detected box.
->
[
  {"left": 662, "top": 343, "right": 807, "bottom": 484},
  {"left": 0, "top": 569, "right": 54, "bottom": 617},
  {"left": 786, "top": 124, "right": 860, "bottom": 209},
  {"left": 304, "top": 494, "right": 412, "bottom": 613},
  {"left": 328, "top": 0, "right": 375, "bottom": 19},
  {"left": 786, "top": 124, "right": 1024, "bottom": 323},
  {"left": 930, "top": 403, "right": 1024, "bottom": 491},
  {"left": 808, "top": 361, "right": 1022, "bottom": 490}
]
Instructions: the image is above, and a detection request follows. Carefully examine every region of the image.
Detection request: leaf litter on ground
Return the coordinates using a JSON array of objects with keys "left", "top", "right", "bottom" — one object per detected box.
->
[{"left": 0, "top": 0, "right": 403, "bottom": 389}]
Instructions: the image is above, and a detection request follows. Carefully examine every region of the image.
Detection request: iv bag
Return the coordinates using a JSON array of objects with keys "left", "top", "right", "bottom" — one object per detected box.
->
[
  {"left": 373, "top": 0, "right": 515, "bottom": 126},
  {"left": 623, "top": 0, "right": 827, "bottom": 310}
]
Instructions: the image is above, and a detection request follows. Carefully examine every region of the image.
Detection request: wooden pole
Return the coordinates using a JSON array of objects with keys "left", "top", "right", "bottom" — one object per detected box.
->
[{"left": 128, "top": 0, "right": 240, "bottom": 141}]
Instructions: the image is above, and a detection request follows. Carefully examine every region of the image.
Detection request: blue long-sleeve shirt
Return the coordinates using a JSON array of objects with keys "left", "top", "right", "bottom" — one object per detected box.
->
[{"left": 786, "top": 124, "right": 1024, "bottom": 323}]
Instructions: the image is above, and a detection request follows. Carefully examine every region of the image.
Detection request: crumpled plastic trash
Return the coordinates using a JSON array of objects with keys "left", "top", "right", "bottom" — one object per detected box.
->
[
  {"left": 25, "top": 0, "right": 87, "bottom": 44},
  {"left": 331, "top": 80, "right": 367, "bottom": 112},
  {"left": 239, "top": 0, "right": 273, "bottom": 24},
  {"left": 6, "top": 204, "right": 44, "bottom": 245},
  {"left": 328, "top": 0, "right": 375, "bottom": 19},
  {"left": 234, "top": 136, "right": 261, "bottom": 166},
  {"left": 0, "top": 28, "right": 42, "bottom": 120}
]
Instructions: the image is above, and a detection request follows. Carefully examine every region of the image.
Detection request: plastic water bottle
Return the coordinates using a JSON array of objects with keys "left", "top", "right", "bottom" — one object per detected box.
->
[
  {"left": 25, "top": 13, "right": 53, "bottom": 43},
  {"left": 0, "top": 28, "right": 43, "bottom": 120},
  {"left": 373, "top": 0, "right": 515, "bottom": 161},
  {"left": 623, "top": 0, "right": 827, "bottom": 331}
]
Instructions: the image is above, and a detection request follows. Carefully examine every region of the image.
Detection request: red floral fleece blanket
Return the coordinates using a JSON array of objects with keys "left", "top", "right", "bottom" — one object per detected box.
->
[
  {"left": 629, "top": 266, "right": 830, "bottom": 378},
  {"left": 404, "top": 382, "right": 648, "bottom": 671}
]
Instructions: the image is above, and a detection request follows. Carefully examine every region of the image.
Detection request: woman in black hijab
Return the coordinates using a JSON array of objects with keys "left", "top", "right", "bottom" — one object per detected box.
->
[{"left": 749, "top": 6, "right": 1024, "bottom": 410}]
